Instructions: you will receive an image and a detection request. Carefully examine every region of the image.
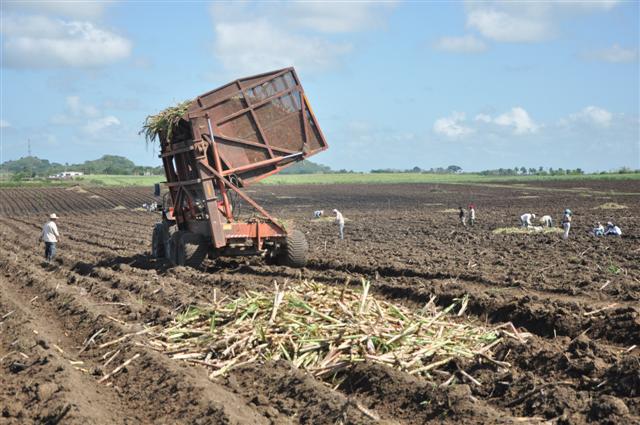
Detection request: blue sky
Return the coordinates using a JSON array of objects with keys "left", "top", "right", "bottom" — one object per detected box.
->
[{"left": 1, "top": 0, "right": 638, "bottom": 172}]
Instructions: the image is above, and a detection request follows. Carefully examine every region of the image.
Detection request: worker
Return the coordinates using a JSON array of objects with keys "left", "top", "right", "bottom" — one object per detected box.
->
[
  {"left": 540, "top": 215, "right": 553, "bottom": 227},
  {"left": 459, "top": 207, "right": 466, "bottom": 227},
  {"left": 468, "top": 204, "right": 476, "bottom": 226},
  {"left": 39, "top": 213, "right": 60, "bottom": 263},
  {"left": 593, "top": 222, "right": 605, "bottom": 236},
  {"left": 604, "top": 222, "right": 622, "bottom": 236},
  {"left": 561, "top": 209, "right": 572, "bottom": 240},
  {"left": 313, "top": 210, "right": 324, "bottom": 218},
  {"left": 333, "top": 209, "right": 345, "bottom": 240},
  {"left": 520, "top": 213, "right": 535, "bottom": 228}
]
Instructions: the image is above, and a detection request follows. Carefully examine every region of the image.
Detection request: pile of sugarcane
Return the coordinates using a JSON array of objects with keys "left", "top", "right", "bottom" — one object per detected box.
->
[
  {"left": 140, "top": 99, "right": 192, "bottom": 144},
  {"left": 148, "top": 280, "right": 506, "bottom": 381}
]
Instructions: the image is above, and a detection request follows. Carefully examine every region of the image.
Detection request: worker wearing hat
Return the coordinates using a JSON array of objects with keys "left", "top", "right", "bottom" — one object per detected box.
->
[
  {"left": 561, "top": 209, "right": 572, "bottom": 240},
  {"left": 39, "top": 213, "right": 61, "bottom": 263},
  {"left": 333, "top": 209, "right": 345, "bottom": 240}
]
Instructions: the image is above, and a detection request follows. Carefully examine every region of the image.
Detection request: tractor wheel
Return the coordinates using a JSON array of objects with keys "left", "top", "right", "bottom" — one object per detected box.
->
[
  {"left": 151, "top": 223, "right": 166, "bottom": 258},
  {"left": 164, "top": 225, "right": 177, "bottom": 262},
  {"left": 277, "top": 229, "right": 308, "bottom": 268},
  {"left": 170, "top": 231, "right": 208, "bottom": 268}
]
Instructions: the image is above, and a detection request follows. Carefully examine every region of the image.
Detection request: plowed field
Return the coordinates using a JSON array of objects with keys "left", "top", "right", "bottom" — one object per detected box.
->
[{"left": 1, "top": 181, "right": 639, "bottom": 424}]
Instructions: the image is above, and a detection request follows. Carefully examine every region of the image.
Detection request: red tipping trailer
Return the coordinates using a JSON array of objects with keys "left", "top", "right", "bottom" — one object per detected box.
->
[{"left": 150, "top": 67, "right": 328, "bottom": 267}]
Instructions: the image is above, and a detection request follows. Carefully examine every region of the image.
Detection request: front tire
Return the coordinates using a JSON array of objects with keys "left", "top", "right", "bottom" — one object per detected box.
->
[
  {"left": 277, "top": 229, "right": 308, "bottom": 268},
  {"left": 169, "top": 231, "right": 208, "bottom": 268},
  {"left": 151, "top": 223, "right": 166, "bottom": 258}
]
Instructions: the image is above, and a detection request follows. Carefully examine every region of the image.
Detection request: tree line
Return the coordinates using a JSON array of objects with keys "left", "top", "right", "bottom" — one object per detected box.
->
[
  {"left": 1, "top": 155, "right": 164, "bottom": 179},
  {"left": 370, "top": 165, "right": 638, "bottom": 175}
]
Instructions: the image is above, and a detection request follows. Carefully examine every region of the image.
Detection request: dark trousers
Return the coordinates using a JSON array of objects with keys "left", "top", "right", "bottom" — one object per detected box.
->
[{"left": 44, "top": 242, "right": 56, "bottom": 262}]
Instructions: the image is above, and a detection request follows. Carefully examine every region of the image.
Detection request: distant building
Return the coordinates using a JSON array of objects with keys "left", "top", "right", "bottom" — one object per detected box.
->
[{"left": 48, "top": 171, "right": 84, "bottom": 179}]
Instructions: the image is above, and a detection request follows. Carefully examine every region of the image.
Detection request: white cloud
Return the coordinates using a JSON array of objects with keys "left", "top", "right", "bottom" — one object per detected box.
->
[
  {"left": 464, "top": 1, "right": 620, "bottom": 43},
  {"left": 67, "top": 96, "right": 100, "bottom": 118},
  {"left": 3, "top": 1, "right": 110, "bottom": 19},
  {"left": 493, "top": 107, "right": 538, "bottom": 134},
  {"left": 51, "top": 96, "right": 101, "bottom": 124},
  {"left": 433, "top": 35, "right": 487, "bottom": 53},
  {"left": 0, "top": 119, "right": 10, "bottom": 128},
  {"left": 434, "top": 112, "right": 475, "bottom": 139},
  {"left": 1, "top": 15, "right": 131, "bottom": 68},
  {"left": 474, "top": 107, "right": 538, "bottom": 135},
  {"left": 214, "top": 20, "right": 351, "bottom": 75},
  {"left": 466, "top": 8, "right": 552, "bottom": 43},
  {"left": 583, "top": 44, "right": 638, "bottom": 63},
  {"left": 210, "top": 1, "right": 394, "bottom": 74},
  {"left": 51, "top": 96, "right": 121, "bottom": 137},
  {"left": 83, "top": 116, "right": 120, "bottom": 136},
  {"left": 286, "top": 2, "right": 397, "bottom": 33},
  {"left": 474, "top": 113, "right": 492, "bottom": 123},
  {"left": 566, "top": 106, "right": 613, "bottom": 127}
]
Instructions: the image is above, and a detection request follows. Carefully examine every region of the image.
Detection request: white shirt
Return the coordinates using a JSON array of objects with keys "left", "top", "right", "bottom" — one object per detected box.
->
[
  {"left": 334, "top": 210, "right": 344, "bottom": 225},
  {"left": 521, "top": 213, "right": 532, "bottom": 224},
  {"left": 540, "top": 215, "right": 552, "bottom": 224},
  {"left": 42, "top": 221, "right": 60, "bottom": 243},
  {"left": 470, "top": 208, "right": 476, "bottom": 219},
  {"left": 606, "top": 226, "right": 622, "bottom": 236}
]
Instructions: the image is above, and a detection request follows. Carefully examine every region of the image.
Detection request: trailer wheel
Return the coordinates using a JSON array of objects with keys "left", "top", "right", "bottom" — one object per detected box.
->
[
  {"left": 170, "top": 231, "right": 208, "bottom": 268},
  {"left": 151, "top": 223, "right": 166, "bottom": 258},
  {"left": 278, "top": 229, "right": 308, "bottom": 268}
]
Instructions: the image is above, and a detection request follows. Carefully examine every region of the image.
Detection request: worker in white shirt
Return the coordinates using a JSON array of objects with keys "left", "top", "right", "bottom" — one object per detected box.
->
[
  {"left": 39, "top": 213, "right": 61, "bottom": 262},
  {"left": 561, "top": 209, "right": 572, "bottom": 240},
  {"left": 468, "top": 204, "right": 476, "bottom": 226},
  {"left": 604, "top": 222, "right": 622, "bottom": 236},
  {"left": 539, "top": 215, "right": 553, "bottom": 227},
  {"left": 520, "top": 213, "right": 535, "bottom": 228},
  {"left": 333, "top": 209, "right": 345, "bottom": 240}
]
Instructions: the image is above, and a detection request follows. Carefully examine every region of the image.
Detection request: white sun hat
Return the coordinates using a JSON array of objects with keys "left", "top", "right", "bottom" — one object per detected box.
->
[{"left": 50, "top": 213, "right": 58, "bottom": 219}]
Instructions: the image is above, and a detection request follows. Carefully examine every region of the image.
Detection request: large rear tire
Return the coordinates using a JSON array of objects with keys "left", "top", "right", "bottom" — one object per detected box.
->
[
  {"left": 169, "top": 231, "right": 208, "bottom": 268},
  {"left": 151, "top": 223, "right": 166, "bottom": 258},
  {"left": 277, "top": 229, "right": 308, "bottom": 268}
]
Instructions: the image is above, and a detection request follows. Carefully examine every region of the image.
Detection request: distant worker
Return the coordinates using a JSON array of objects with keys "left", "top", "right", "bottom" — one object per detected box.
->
[
  {"left": 39, "top": 213, "right": 61, "bottom": 263},
  {"left": 604, "top": 222, "right": 622, "bottom": 236},
  {"left": 313, "top": 210, "right": 324, "bottom": 218},
  {"left": 468, "top": 204, "right": 476, "bottom": 226},
  {"left": 459, "top": 207, "right": 466, "bottom": 227},
  {"left": 333, "top": 209, "right": 345, "bottom": 240},
  {"left": 520, "top": 213, "right": 535, "bottom": 228},
  {"left": 561, "top": 209, "right": 572, "bottom": 240},
  {"left": 593, "top": 222, "right": 605, "bottom": 236},
  {"left": 539, "top": 215, "right": 553, "bottom": 228}
]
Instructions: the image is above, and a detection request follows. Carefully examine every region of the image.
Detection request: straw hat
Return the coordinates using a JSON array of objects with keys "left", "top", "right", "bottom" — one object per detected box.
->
[{"left": 49, "top": 213, "right": 58, "bottom": 219}]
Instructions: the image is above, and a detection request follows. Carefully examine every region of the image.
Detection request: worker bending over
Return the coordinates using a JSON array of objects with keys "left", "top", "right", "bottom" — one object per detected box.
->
[
  {"left": 539, "top": 215, "right": 553, "bottom": 227},
  {"left": 593, "top": 222, "right": 605, "bottom": 236},
  {"left": 520, "top": 213, "right": 535, "bottom": 228},
  {"left": 604, "top": 222, "right": 622, "bottom": 236},
  {"left": 39, "top": 213, "right": 61, "bottom": 263},
  {"left": 333, "top": 209, "right": 345, "bottom": 240}
]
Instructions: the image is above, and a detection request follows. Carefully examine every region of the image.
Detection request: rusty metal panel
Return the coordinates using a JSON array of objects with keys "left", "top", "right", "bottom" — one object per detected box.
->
[{"left": 187, "top": 67, "right": 328, "bottom": 184}]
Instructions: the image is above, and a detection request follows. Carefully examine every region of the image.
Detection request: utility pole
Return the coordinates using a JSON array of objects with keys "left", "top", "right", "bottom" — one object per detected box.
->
[{"left": 28, "top": 138, "right": 31, "bottom": 157}]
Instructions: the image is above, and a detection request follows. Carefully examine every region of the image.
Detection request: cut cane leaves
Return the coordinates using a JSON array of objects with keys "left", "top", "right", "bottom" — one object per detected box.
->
[{"left": 148, "top": 280, "right": 511, "bottom": 384}]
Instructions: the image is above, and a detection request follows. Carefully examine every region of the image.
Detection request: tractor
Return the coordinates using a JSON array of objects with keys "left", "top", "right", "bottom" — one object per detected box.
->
[{"left": 144, "top": 68, "right": 328, "bottom": 268}]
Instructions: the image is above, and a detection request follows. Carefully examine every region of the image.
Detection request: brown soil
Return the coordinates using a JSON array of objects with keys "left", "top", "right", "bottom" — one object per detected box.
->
[{"left": 0, "top": 180, "right": 638, "bottom": 424}]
